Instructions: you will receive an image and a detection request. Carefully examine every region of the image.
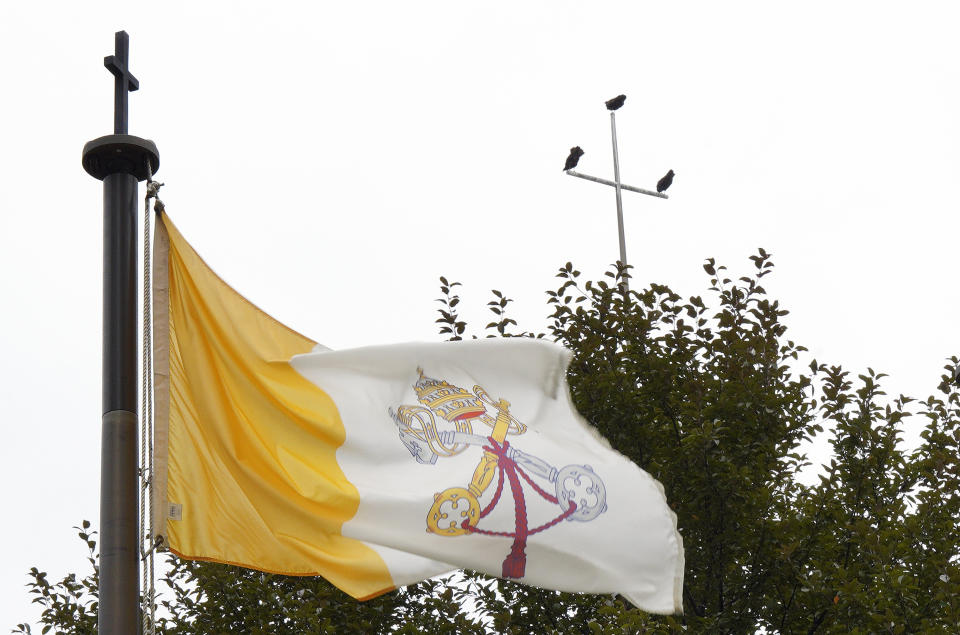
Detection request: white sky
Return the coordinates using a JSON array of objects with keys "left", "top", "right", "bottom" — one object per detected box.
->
[{"left": 1, "top": 0, "right": 958, "bottom": 626}]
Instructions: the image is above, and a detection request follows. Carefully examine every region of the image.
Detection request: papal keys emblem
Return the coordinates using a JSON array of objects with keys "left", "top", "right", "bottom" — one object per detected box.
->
[{"left": 389, "top": 369, "right": 607, "bottom": 579}]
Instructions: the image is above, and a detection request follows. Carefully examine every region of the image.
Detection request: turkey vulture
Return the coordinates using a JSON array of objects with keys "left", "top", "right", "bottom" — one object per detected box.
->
[
  {"left": 563, "top": 146, "right": 585, "bottom": 171},
  {"left": 656, "top": 169, "right": 675, "bottom": 193}
]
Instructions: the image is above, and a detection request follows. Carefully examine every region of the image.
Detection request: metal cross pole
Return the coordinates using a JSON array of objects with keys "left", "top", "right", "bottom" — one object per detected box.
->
[
  {"left": 610, "top": 111, "right": 627, "bottom": 272},
  {"left": 566, "top": 111, "right": 667, "bottom": 292},
  {"left": 81, "top": 30, "right": 159, "bottom": 635}
]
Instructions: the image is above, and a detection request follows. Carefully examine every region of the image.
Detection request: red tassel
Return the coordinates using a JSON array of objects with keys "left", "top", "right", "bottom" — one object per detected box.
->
[{"left": 502, "top": 547, "right": 526, "bottom": 578}]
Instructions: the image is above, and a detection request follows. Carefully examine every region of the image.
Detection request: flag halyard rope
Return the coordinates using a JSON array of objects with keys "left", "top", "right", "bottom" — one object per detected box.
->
[{"left": 140, "top": 161, "right": 162, "bottom": 635}]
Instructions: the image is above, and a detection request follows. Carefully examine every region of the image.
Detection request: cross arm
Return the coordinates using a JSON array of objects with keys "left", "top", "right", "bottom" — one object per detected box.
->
[
  {"left": 105, "top": 56, "right": 140, "bottom": 91},
  {"left": 104, "top": 31, "right": 139, "bottom": 91},
  {"left": 565, "top": 169, "right": 668, "bottom": 199}
]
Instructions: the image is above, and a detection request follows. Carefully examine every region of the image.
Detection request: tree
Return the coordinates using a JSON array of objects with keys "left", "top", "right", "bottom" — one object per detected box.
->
[
  {"left": 17, "top": 253, "right": 960, "bottom": 633},
  {"left": 14, "top": 522, "right": 99, "bottom": 635},
  {"left": 429, "top": 255, "right": 959, "bottom": 633},
  {"left": 14, "top": 526, "right": 489, "bottom": 634}
]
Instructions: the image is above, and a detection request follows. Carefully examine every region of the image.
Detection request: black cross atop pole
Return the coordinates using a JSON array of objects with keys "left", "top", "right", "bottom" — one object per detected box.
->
[
  {"left": 81, "top": 30, "right": 160, "bottom": 635},
  {"left": 104, "top": 31, "right": 139, "bottom": 135}
]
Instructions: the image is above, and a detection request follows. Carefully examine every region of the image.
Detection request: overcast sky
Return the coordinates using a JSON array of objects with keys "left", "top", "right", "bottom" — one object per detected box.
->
[{"left": 2, "top": 0, "right": 958, "bottom": 625}]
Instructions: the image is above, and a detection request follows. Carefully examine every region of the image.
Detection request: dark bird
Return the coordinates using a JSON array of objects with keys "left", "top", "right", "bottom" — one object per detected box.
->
[
  {"left": 563, "top": 146, "right": 585, "bottom": 171},
  {"left": 953, "top": 363, "right": 960, "bottom": 387},
  {"left": 605, "top": 94, "right": 626, "bottom": 111},
  {"left": 656, "top": 169, "right": 675, "bottom": 193}
]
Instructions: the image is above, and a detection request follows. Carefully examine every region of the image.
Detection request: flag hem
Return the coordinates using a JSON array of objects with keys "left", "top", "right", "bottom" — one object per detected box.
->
[
  {"left": 151, "top": 213, "right": 171, "bottom": 544},
  {"left": 166, "top": 547, "right": 397, "bottom": 601}
]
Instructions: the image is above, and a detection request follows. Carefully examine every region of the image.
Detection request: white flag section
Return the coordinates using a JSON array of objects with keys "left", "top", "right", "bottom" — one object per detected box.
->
[{"left": 290, "top": 338, "right": 684, "bottom": 614}]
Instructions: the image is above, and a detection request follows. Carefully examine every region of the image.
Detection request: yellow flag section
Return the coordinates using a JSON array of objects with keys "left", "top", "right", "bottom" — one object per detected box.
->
[{"left": 151, "top": 213, "right": 395, "bottom": 600}]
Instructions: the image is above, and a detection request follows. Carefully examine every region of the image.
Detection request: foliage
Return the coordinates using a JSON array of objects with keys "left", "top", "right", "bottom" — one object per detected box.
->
[
  {"left": 13, "top": 522, "right": 98, "bottom": 635},
  {"left": 154, "top": 558, "right": 491, "bottom": 634},
  {"left": 427, "top": 255, "right": 960, "bottom": 633},
  {"left": 14, "top": 531, "right": 490, "bottom": 634},
  {"left": 17, "top": 252, "right": 960, "bottom": 633}
]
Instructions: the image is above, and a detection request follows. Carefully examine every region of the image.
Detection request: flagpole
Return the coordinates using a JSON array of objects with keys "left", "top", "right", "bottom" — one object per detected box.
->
[{"left": 82, "top": 30, "right": 159, "bottom": 635}]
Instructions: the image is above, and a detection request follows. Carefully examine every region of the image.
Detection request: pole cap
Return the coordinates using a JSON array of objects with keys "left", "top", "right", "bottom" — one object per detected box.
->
[{"left": 82, "top": 134, "right": 159, "bottom": 181}]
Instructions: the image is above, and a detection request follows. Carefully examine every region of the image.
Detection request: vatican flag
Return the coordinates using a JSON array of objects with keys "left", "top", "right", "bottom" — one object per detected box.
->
[{"left": 152, "top": 212, "right": 684, "bottom": 614}]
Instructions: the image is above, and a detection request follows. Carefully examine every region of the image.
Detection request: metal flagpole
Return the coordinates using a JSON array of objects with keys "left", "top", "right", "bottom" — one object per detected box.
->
[{"left": 82, "top": 30, "right": 160, "bottom": 635}]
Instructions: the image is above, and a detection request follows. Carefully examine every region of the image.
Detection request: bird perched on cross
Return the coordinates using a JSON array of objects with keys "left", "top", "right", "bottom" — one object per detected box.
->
[
  {"left": 605, "top": 94, "right": 626, "bottom": 111},
  {"left": 656, "top": 169, "right": 675, "bottom": 193},
  {"left": 563, "top": 146, "right": 585, "bottom": 171}
]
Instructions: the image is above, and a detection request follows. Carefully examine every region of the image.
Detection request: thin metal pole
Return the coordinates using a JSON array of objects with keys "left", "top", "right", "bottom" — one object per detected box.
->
[
  {"left": 82, "top": 30, "right": 159, "bottom": 635},
  {"left": 610, "top": 112, "right": 628, "bottom": 290}
]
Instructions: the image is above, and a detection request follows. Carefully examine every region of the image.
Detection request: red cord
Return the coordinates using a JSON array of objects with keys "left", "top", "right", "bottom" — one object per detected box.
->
[
  {"left": 459, "top": 437, "right": 578, "bottom": 579},
  {"left": 479, "top": 465, "right": 504, "bottom": 519}
]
